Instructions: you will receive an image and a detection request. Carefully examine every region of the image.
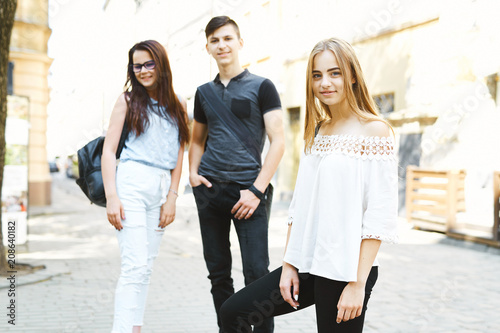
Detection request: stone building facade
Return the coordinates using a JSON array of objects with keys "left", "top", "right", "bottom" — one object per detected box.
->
[{"left": 9, "top": 0, "right": 52, "bottom": 205}]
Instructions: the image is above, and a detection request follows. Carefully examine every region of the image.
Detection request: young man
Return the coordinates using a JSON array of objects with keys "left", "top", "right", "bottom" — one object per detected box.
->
[{"left": 189, "top": 16, "right": 285, "bottom": 333}]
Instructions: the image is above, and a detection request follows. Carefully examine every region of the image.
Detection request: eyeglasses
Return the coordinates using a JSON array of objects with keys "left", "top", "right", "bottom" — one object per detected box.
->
[{"left": 131, "top": 60, "right": 156, "bottom": 73}]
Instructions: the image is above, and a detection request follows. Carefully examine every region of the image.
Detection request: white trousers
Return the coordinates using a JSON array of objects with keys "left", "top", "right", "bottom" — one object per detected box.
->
[{"left": 112, "top": 161, "right": 170, "bottom": 333}]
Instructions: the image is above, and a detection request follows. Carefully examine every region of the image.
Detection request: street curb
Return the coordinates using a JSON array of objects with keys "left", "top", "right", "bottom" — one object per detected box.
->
[{"left": 439, "top": 236, "right": 500, "bottom": 255}]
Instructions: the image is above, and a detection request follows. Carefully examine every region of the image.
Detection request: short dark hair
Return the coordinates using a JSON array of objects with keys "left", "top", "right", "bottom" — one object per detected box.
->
[{"left": 205, "top": 16, "right": 240, "bottom": 39}]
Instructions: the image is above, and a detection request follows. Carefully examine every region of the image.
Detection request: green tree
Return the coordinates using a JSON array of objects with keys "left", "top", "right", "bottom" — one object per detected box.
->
[{"left": 0, "top": 0, "right": 18, "bottom": 274}]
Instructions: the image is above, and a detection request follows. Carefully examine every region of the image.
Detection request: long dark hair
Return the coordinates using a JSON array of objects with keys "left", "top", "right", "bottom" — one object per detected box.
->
[{"left": 124, "top": 40, "right": 189, "bottom": 146}]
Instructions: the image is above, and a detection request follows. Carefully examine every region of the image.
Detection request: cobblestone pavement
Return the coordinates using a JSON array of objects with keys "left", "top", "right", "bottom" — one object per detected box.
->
[{"left": 1, "top": 174, "right": 499, "bottom": 332}]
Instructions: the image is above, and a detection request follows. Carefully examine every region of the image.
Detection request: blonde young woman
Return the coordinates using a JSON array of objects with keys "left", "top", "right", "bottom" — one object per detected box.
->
[{"left": 220, "top": 37, "right": 398, "bottom": 333}]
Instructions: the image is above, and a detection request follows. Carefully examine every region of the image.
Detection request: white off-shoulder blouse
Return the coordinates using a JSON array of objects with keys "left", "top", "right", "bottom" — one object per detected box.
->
[{"left": 283, "top": 134, "right": 399, "bottom": 282}]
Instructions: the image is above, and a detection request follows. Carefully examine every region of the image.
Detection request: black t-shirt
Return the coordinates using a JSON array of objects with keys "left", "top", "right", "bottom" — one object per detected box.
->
[{"left": 194, "top": 69, "right": 281, "bottom": 186}]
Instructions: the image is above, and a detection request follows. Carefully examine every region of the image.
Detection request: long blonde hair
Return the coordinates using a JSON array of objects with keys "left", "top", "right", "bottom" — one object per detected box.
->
[{"left": 304, "top": 37, "right": 392, "bottom": 152}]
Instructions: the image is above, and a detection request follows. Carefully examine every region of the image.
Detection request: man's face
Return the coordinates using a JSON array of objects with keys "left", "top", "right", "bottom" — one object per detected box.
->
[{"left": 206, "top": 24, "right": 243, "bottom": 66}]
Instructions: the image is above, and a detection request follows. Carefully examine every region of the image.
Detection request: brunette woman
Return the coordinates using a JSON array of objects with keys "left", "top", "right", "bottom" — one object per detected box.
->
[
  {"left": 102, "top": 40, "right": 189, "bottom": 333},
  {"left": 220, "top": 37, "right": 398, "bottom": 333}
]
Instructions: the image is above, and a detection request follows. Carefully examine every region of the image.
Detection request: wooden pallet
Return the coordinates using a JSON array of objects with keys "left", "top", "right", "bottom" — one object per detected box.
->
[
  {"left": 406, "top": 167, "right": 466, "bottom": 231},
  {"left": 406, "top": 166, "right": 500, "bottom": 247}
]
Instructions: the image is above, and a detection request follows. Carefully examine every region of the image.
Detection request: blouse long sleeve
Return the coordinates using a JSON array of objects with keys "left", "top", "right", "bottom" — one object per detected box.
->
[{"left": 361, "top": 156, "right": 399, "bottom": 243}]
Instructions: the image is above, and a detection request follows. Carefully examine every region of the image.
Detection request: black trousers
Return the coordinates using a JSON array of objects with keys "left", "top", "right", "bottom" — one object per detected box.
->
[
  {"left": 193, "top": 179, "right": 274, "bottom": 332},
  {"left": 220, "top": 266, "right": 378, "bottom": 333}
]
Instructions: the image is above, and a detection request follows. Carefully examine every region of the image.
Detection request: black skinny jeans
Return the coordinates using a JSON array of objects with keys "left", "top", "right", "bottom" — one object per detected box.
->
[
  {"left": 193, "top": 179, "right": 273, "bottom": 333},
  {"left": 220, "top": 266, "right": 378, "bottom": 333}
]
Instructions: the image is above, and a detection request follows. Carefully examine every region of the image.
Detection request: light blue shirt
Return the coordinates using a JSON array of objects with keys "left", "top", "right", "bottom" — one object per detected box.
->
[{"left": 120, "top": 98, "right": 180, "bottom": 170}]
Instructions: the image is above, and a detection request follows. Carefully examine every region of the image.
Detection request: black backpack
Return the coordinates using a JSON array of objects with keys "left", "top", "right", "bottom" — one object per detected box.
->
[{"left": 76, "top": 122, "right": 128, "bottom": 207}]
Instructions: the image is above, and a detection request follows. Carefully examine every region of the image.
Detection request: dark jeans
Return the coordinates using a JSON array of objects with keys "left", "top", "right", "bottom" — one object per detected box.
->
[
  {"left": 192, "top": 179, "right": 273, "bottom": 333},
  {"left": 220, "top": 266, "right": 378, "bottom": 333}
]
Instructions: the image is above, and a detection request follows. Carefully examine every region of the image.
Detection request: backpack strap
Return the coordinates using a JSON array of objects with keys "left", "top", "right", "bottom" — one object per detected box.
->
[{"left": 116, "top": 120, "right": 128, "bottom": 158}]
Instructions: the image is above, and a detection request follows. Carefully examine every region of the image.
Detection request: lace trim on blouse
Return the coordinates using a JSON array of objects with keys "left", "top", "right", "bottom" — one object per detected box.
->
[
  {"left": 361, "top": 234, "right": 398, "bottom": 244},
  {"left": 311, "top": 135, "right": 396, "bottom": 161}
]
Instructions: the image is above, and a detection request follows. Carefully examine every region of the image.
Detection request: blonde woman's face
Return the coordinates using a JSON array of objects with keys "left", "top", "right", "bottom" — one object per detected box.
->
[{"left": 311, "top": 50, "right": 346, "bottom": 106}]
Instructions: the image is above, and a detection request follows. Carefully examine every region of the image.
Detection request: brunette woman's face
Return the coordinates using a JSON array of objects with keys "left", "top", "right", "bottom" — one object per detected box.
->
[
  {"left": 311, "top": 50, "right": 347, "bottom": 107},
  {"left": 132, "top": 50, "right": 158, "bottom": 91}
]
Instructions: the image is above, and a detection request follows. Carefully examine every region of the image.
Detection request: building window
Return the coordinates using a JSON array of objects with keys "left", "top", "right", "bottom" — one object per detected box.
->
[
  {"left": 288, "top": 107, "right": 300, "bottom": 124},
  {"left": 373, "top": 92, "right": 394, "bottom": 116},
  {"left": 486, "top": 73, "right": 498, "bottom": 104}
]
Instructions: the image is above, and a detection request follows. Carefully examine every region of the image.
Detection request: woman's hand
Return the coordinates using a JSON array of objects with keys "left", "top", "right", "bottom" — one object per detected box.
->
[
  {"left": 159, "top": 194, "right": 177, "bottom": 228},
  {"left": 279, "top": 262, "right": 300, "bottom": 310},
  {"left": 106, "top": 194, "right": 125, "bottom": 231},
  {"left": 337, "top": 281, "right": 365, "bottom": 323}
]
